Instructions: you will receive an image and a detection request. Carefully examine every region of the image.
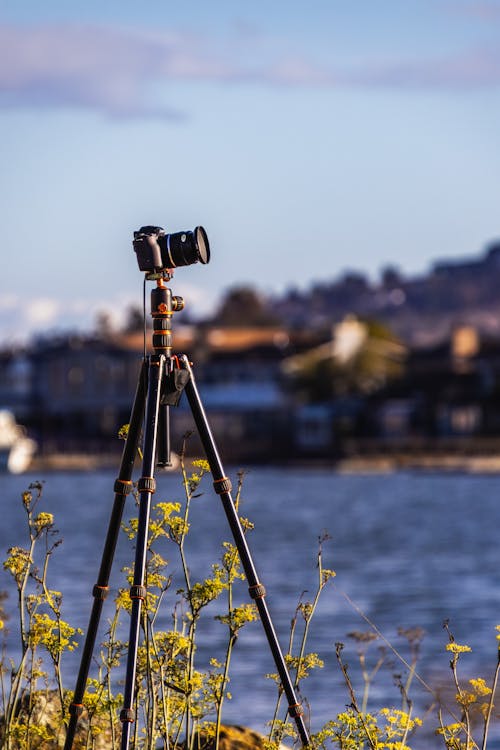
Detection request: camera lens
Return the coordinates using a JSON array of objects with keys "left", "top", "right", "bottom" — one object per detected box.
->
[
  {"left": 195, "top": 226, "right": 210, "bottom": 264},
  {"left": 133, "top": 225, "right": 210, "bottom": 273},
  {"left": 164, "top": 226, "right": 210, "bottom": 268}
]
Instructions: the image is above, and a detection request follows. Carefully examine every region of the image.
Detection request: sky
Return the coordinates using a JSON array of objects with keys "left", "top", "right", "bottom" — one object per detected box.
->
[{"left": 1, "top": 0, "right": 499, "bottom": 343}]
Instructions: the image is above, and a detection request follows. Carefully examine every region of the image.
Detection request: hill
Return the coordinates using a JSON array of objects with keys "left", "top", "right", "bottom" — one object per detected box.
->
[{"left": 267, "top": 239, "right": 500, "bottom": 346}]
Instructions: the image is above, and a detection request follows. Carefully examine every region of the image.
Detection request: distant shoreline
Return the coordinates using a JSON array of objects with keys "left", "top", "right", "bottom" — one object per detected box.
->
[{"left": 26, "top": 451, "right": 500, "bottom": 474}]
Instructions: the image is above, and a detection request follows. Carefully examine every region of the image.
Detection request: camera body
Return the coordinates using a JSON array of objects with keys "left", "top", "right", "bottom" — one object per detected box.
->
[{"left": 133, "top": 225, "right": 210, "bottom": 273}]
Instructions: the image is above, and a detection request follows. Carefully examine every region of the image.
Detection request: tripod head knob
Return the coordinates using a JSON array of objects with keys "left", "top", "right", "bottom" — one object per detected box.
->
[{"left": 172, "top": 296, "right": 185, "bottom": 312}]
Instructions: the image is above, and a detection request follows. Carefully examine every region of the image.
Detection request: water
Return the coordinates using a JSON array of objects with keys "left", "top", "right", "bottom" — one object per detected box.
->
[{"left": 1, "top": 467, "right": 500, "bottom": 747}]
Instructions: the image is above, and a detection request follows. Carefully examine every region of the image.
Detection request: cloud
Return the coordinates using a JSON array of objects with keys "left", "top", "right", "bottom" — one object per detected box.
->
[
  {"left": 25, "top": 297, "right": 61, "bottom": 326},
  {"left": 347, "top": 47, "right": 500, "bottom": 90},
  {"left": 0, "top": 23, "right": 231, "bottom": 119},
  {"left": 0, "top": 295, "right": 61, "bottom": 343},
  {"left": 0, "top": 22, "right": 499, "bottom": 120},
  {"left": 0, "top": 294, "right": 100, "bottom": 342}
]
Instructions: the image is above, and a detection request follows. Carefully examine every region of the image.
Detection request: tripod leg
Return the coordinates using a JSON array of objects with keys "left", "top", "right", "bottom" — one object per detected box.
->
[
  {"left": 64, "top": 360, "right": 148, "bottom": 750},
  {"left": 156, "top": 403, "right": 172, "bottom": 467},
  {"left": 120, "top": 354, "right": 165, "bottom": 750},
  {"left": 180, "top": 357, "right": 310, "bottom": 747}
]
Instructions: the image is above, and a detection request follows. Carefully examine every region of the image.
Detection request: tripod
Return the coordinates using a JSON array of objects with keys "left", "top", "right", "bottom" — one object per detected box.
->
[{"left": 64, "top": 276, "right": 310, "bottom": 750}]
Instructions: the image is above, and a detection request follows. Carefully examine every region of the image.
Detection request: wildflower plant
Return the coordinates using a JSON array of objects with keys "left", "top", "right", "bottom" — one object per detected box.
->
[
  {"left": 267, "top": 531, "right": 335, "bottom": 746},
  {"left": 1, "top": 474, "right": 500, "bottom": 750},
  {"left": 0, "top": 482, "right": 82, "bottom": 749},
  {"left": 100, "top": 454, "right": 260, "bottom": 750},
  {"left": 436, "top": 621, "right": 500, "bottom": 750}
]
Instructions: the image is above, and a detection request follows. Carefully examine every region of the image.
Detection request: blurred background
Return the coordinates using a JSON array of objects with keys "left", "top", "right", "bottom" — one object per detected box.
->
[
  {"left": 2, "top": 4, "right": 500, "bottom": 744},
  {"left": 1, "top": 0, "right": 500, "bottom": 465}
]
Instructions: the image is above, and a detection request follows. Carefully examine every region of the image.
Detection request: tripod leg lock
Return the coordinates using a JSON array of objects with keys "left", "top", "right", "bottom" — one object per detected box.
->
[
  {"left": 114, "top": 479, "right": 134, "bottom": 495},
  {"left": 288, "top": 703, "right": 305, "bottom": 719},
  {"left": 138, "top": 476, "right": 156, "bottom": 493},
  {"left": 248, "top": 583, "right": 266, "bottom": 599},
  {"left": 120, "top": 708, "right": 135, "bottom": 724},
  {"left": 92, "top": 585, "right": 109, "bottom": 601},
  {"left": 130, "top": 585, "right": 147, "bottom": 601},
  {"left": 213, "top": 477, "right": 233, "bottom": 494}
]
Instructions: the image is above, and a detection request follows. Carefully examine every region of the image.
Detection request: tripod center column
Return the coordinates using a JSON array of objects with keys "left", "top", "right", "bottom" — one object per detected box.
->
[{"left": 151, "top": 281, "right": 183, "bottom": 356}]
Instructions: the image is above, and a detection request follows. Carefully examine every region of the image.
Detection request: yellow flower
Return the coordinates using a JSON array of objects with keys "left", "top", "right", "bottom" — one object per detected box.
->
[
  {"left": 446, "top": 643, "right": 472, "bottom": 654},
  {"left": 456, "top": 691, "right": 476, "bottom": 707},
  {"left": 469, "top": 678, "right": 492, "bottom": 696},
  {"left": 192, "top": 459, "right": 210, "bottom": 471},
  {"left": 34, "top": 512, "right": 54, "bottom": 529}
]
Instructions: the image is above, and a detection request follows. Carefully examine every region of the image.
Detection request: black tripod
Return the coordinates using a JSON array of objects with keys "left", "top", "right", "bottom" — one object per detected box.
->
[{"left": 64, "top": 276, "right": 310, "bottom": 750}]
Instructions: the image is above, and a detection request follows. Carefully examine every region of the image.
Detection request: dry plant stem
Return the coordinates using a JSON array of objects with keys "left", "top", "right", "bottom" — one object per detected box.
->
[
  {"left": 268, "top": 688, "right": 284, "bottom": 744},
  {"left": 437, "top": 708, "right": 446, "bottom": 741},
  {"left": 360, "top": 651, "right": 385, "bottom": 715},
  {"left": 450, "top": 652, "right": 472, "bottom": 750},
  {"left": 403, "top": 659, "right": 417, "bottom": 712},
  {"left": 400, "top": 699, "right": 414, "bottom": 748},
  {"left": 295, "top": 546, "right": 325, "bottom": 689},
  {"left": 0, "top": 655, "right": 6, "bottom": 727},
  {"left": 5, "top": 529, "right": 37, "bottom": 733},
  {"left": 145, "top": 616, "right": 158, "bottom": 750},
  {"left": 215, "top": 616, "right": 236, "bottom": 750},
  {"left": 20, "top": 486, "right": 43, "bottom": 650},
  {"left": 107, "top": 608, "right": 121, "bottom": 750},
  {"left": 267, "top": 601, "right": 296, "bottom": 743},
  {"left": 150, "top": 631, "right": 169, "bottom": 750},
  {"left": 341, "top": 588, "right": 433, "bottom": 693},
  {"left": 214, "top": 475, "right": 245, "bottom": 750},
  {"left": 272, "top": 601, "right": 300, "bottom": 727},
  {"left": 481, "top": 654, "right": 500, "bottom": 750},
  {"left": 268, "top": 608, "right": 297, "bottom": 733},
  {"left": 335, "top": 643, "right": 377, "bottom": 750},
  {"left": 180, "top": 454, "right": 195, "bottom": 749},
  {"left": 340, "top": 587, "right": 473, "bottom": 737},
  {"left": 41, "top": 547, "right": 66, "bottom": 717},
  {"left": 132, "top": 693, "right": 140, "bottom": 749},
  {"left": 215, "top": 564, "right": 235, "bottom": 747},
  {"left": 150, "top": 594, "right": 170, "bottom": 750},
  {"left": 19, "top": 536, "right": 35, "bottom": 651},
  {"left": 269, "top": 535, "right": 334, "bottom": 746}
]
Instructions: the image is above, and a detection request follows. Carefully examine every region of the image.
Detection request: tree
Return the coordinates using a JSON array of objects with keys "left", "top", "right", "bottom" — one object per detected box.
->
[
  {"left": 212, "top": 286, "right": 280, "bottom": 328},
  {"left": 123, "top": 304, "right": 146, "bottom": 332}
]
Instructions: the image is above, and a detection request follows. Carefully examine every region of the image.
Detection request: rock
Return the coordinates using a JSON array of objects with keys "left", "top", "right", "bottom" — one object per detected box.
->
[
  {"left": 191, "top": 725, "right": 268, "bottom": 750},
  {"left": 2, "top": 693, "right": 272, "bottom": 750},
  {"left": 0, "top": 691, "right": 115, "bottom": 749}
]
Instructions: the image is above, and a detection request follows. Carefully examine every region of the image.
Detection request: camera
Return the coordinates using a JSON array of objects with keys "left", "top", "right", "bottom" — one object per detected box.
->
[{"left": 133, "top": 225, "right": 210, "bottom": 273}]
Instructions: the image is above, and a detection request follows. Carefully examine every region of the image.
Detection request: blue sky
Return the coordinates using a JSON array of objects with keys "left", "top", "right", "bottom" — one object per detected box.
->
[{"left": 1, "top": 0, "right": 499, "bottom": 342}]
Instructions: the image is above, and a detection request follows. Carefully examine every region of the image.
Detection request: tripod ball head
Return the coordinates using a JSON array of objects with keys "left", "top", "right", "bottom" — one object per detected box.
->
[{"left": 133, "top": 225, "right": 210, "bottom": 274}]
